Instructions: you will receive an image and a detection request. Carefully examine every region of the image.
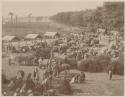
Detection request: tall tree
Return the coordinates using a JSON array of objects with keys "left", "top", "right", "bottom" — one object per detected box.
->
[
  {"left": 8, "top": 12, "right": 14, "bottom": 24},
  {"left": 15, "top": 16, "right": 18, "bottom": 24}
]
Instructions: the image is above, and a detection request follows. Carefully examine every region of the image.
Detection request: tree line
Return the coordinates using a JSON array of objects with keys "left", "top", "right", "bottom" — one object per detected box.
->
[{"left": 51, "top": 2, "right": 124, "bottom": 32}]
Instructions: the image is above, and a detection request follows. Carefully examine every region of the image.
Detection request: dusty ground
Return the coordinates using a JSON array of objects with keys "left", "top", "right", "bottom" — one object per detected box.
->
[
  {"left": 70, "top": 70, "right": 124, "bottom": 96},
  {"left": 2, "top": 59, "right": 124, "bottom": 96}
]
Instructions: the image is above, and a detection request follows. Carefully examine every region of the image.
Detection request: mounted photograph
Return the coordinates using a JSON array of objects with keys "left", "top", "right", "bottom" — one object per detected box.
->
[{"left": 1, "top": 0, "right": 124, "bottom": 96}]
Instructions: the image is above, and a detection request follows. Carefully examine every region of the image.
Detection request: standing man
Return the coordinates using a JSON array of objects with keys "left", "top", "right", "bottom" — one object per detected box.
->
[
  {"left": 9, "top": 55, "right": 14, "bottom": 66},
  {"left": 108, "top": 64, "right": 113, "bottom": 80},
  {"left": 52, "top": 61, "right": 59, "bottom": 77},
  {"left": 109, "top": 69, "right": 113, "bottom": 80},
  {"left": 33, "top": 67, "right": 39, "bottom": 82},
  {"left": 38, "top": 57, "right": 43, "bottom": 68}
]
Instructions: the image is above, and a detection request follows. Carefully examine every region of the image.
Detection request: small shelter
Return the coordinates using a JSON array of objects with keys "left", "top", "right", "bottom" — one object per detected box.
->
[
  {"left": 24, "top": 34, "right": 42, "bottom": 46},
  {"left": 2, "top": 35, "right": 20, "bottom": 42},
  {"left": 25, "top": 34, "right": 42, "bottom": 40},
  {"left": 44, "top": 32, "right": 59, "bottom": 39},
  {"left": 2, "top": 35, "right": 20, "bottom": 52}
]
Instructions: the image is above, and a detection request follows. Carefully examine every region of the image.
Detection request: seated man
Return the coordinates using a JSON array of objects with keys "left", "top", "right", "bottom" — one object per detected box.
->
[
  {"left": 70, "top": 74, "right": 79, "bottom": 84},
  {"left": 80, "top": 71, "right": 85, "bottom": 81},
  {"left": 78, "top": 71, "right": 85, "bottom": 83}
]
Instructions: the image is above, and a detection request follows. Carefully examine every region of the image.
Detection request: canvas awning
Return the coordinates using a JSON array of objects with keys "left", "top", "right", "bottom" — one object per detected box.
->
[
  {"left": 2, "top": 35, "right": 20, "bottom": 42},
  {"left": 44, "top": 32, "right": 58, "bottom": 37},
  {"left": 25, "top": 34, "right": 42, "bottom": 40}
]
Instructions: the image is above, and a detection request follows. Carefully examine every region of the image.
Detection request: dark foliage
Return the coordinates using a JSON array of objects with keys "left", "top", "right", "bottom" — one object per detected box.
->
[
  {"left": 51, "top": 2, "right": 124, "bottom": 32},
  {"left": 34, "top": 48, "right": 51, "bottom": 59},
  {"left": 111, "top": 53, "right": 124, "bottom": 75},
  {"left": 65, "top": 57, "right": 77, "bottom": 68},
  {"left": 77, "top": 54, "right": 124, "bottom": 75},
  {"left": 2, "top": 74, "right": 9, "bottom": 84}
]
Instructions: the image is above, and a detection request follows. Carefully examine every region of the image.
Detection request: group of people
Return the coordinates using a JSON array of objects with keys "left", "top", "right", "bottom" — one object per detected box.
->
[
  {"left": 70, "top": 71, "right": 85, "bottom": 84},
  {"left": 3, "top": 57, "right": 73, "bottom": 96},
  {"left": 3, "top": 67, "right": 55, "bottom": 96},
  {"left": 6, "top": 28, "right": 123, "bottom": 69},
  {"left": 3, "top": 55, "right": 87, "bottom": 96},
  {"left": 66, "top": 33, "right": 123, "bottom": 61}
]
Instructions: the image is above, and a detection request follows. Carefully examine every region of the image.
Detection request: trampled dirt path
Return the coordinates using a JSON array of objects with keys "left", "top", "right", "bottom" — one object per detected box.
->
[{"left": 70, "top": 70, "right": 124, "bottom": 96}]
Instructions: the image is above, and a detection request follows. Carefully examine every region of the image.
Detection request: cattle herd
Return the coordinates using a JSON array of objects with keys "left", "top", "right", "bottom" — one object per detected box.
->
[{"left": 2, "top": 28, "right": 124, "bottom": 96}]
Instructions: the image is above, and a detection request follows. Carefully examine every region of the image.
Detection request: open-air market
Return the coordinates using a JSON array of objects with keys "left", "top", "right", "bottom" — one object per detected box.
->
[{"left": 2, "top": 1, "right": 124, "bottom": 96}]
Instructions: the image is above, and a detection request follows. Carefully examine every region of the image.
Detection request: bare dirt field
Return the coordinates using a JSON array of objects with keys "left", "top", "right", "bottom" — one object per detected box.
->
[{"left": 71, "top": 71, "right": 124, "bottom": 96}]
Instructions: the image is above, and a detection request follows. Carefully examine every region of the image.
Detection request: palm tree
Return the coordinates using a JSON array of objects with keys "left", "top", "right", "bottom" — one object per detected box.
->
[
  {"left": 28, "top": 13, "right": 32, "bottom": 23},
  {"left": 9, "top": 12, "right": 14, "bottom": 24},
  {"left": 15, "top": 15, "right": 18, "bottom": 24}
]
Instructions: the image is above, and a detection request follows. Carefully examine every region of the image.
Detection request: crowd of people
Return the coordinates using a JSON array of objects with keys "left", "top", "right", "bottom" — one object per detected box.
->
[
  {"left": 4, "top": 29, "right": 123, "bottom": 63},
  {"left": 3, "top": 61, "right": 85, "bottom": 96},
  {"left": 2, "top": 28, "right": 123, "bottom": 95}
]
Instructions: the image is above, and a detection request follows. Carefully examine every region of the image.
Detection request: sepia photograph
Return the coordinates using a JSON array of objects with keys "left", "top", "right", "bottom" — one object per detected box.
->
[{"left": 1, "top": 0, "right": 124, "bottom": 96}]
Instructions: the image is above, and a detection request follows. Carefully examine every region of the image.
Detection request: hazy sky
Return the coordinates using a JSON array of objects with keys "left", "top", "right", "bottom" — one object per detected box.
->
[{"left": 2, "top": 1, "right": 104, "bottom": 17}]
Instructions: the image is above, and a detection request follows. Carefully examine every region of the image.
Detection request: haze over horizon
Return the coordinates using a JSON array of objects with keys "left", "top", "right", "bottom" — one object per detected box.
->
[{"left": 2, "top": 1, "right": 103, "bottom": 18}]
